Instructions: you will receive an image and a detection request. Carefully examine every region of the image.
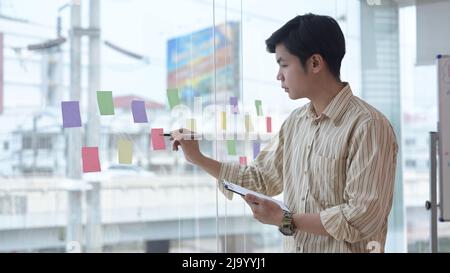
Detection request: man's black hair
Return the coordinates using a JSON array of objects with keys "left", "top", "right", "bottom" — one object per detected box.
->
[{"left": 266, "top": 13, "right": 346, "bottom": 80}]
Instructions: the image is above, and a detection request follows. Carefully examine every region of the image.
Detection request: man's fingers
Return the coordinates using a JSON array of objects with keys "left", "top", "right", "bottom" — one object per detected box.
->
[
  {"left": 172, "top": 140, "right": 181, "bottom": 151},
  {"left": 244, "top": 194, "right": 261, "bottom": 204},
  {"left": 171, "top": 128, "right": 196, "bottom": 141}
]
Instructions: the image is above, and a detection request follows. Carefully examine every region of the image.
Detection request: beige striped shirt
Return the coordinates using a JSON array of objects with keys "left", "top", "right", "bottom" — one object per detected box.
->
[{"left": 218, "top": 83, "right": 398, "bottom": 253}]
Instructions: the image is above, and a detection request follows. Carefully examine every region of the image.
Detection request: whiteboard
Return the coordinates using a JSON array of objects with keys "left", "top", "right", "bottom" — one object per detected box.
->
[{"left": 438, "top": 55, "right": 450, "bottom": 221}]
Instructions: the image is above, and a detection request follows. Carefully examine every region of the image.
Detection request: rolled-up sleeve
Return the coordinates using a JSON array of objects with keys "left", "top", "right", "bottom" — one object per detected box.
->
[
  {"left": 319, "top": 118, "right": 398, "bottom": 243},
  {"left": 218, "top": 121, "right": 286, "bottom": 200}
]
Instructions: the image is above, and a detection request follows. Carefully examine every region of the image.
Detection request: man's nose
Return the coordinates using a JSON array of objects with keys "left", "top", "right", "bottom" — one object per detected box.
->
[{"left": 277, "top": 71, "right": 284, "bottom": 81}]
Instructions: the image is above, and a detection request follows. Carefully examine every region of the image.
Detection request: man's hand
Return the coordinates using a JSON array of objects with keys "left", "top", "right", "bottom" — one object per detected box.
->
[
  {"left": 170, "top": 128, "right": 203, "bottom": 164},
  {"left": 243, "top": 194, "right": 284, "bottom": 226}
]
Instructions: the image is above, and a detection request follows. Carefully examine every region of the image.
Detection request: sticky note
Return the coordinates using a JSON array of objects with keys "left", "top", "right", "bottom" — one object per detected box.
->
[
  {"left": 82, "top": 147, "right": 101, "bottom": 173},
  {"left": 230, "top": 97, "right": 239, "bottom": 114},
  {"left": 61, "top": 101, "right": 82, "bottom": 128},
  {"left": 167, "top": 88, "right": 180, "bottom": 109},
  {"left": 239, "top": 156, "right": 247, "bottom": 166},
  {"left": 227, "top": 139, "right": 237, "bottom": 155},
  {"left": 118, "top": 139, "right": 132, "bottom": 164},
  {"left": 245, "top": 114, "right": 253, "bottom": 132},
  {"left": 186, "top": 118, "right": 197, "bottom": 132},
  {"left": 151, "top": 128, "right": 166, "bottom": 150},
  {"left": 131, "top": 100, "right": 148, "bottom": 123},
  {"left": 266, "top": 117, "right": 272, "bottom": 133},
  {"left": 253, "top": 141, "right": 260, "bottom": 159},
  {"left": 97, "top": 91, "right": 115, "bottom": 115},
  {"left": 255, "top": 100, "right": 263, "bottom": 116},
  {"left": 221, "top": 112, "right": 227, "bottom": 130}
]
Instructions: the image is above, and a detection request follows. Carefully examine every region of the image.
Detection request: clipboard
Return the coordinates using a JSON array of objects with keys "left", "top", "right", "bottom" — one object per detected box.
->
[{"left": 222, "top": 180, "right": 290, "bottom": 212}]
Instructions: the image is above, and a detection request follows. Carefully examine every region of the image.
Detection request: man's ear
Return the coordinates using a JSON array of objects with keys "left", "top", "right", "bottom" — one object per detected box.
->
[{"left": 310, "top": 54, "right": 323, "bottom": 74}]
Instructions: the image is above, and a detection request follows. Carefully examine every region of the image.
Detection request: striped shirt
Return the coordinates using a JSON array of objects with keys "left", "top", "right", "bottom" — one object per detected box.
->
[{"left": 218, "top": 83, "right": 398, "bottom": 253}]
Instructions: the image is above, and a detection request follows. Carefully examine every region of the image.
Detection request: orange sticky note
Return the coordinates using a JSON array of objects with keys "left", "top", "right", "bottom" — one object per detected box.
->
[
  {"left": 82, "top": 147, "right": 101, "bottom": 173},
  {"left": 266, "top": 117, "right": 272, "bottom": 133},
  {"left": 151, "top": 128, "right": 166, "bottom": 150},
  {"left": 239, "top": 156, "right": 247, "bottom": 166}
]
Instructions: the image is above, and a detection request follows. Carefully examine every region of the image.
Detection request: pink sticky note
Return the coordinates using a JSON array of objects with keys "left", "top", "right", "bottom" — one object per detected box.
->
[
  {"left": 82, "top": 147, "right": 101, "bottom": 173},
  {"left": 239, "top": 156, "right": 247, "bottom": 166},
  {"left": 266, "top": 117, "right": 272, "bottom": 133},
  {"left": 151, "top": 128, "right": 166, "bottom": 150}
]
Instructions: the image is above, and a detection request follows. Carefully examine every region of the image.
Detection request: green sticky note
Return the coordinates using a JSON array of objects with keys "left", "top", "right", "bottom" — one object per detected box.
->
[
  {"left": 97, "top": 91, "right": 115, "bottom": 115},
  {"left": 255, "top": 100, "right": 263, "bottom": 116},
  {"left": 227, "top": 139, "right": 237, "bottom": 155},
  {"left": 167, "top": 88, "right": 180, "bottom": 109},
  {"left": 118, "top": 139, "right": 132, "bottom": 164}
]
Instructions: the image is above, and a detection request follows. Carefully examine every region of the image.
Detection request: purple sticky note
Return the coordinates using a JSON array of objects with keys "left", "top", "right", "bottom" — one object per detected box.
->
[
  {"left": 131, "top": 100, "right": 148, "bottom": 123},
  {"left": 230, "top": 97, "right": 239, "bottom": 114},
  {"left": 253, "top": 141, "right": 261, "bottom": 159},
  {"left": 61, "top": 101, "right": 82, "bottom": 128}
]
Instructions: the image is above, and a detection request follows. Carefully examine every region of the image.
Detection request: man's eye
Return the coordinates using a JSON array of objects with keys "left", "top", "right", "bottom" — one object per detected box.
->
[{"left": 280, "top": 64, "right": 288, "bottom": 68}]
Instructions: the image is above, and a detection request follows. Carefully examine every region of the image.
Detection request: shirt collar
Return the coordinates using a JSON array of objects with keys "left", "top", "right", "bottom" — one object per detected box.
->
[{"left": 298, "top": 83, "right": 353, "bottom": 126}]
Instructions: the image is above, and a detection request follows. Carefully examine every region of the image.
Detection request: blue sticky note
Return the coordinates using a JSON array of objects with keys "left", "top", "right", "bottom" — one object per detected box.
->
[
  {"left": 61, "top": 101, "right": 82, "bottom": 128},
  {"left": 131, "top": 100, "right": 148, "bottom": 123}
]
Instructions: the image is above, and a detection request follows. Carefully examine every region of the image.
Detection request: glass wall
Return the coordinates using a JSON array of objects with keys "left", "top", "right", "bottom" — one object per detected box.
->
[{"left": 1, "top": 0, "right": 449, "bottom": 253}]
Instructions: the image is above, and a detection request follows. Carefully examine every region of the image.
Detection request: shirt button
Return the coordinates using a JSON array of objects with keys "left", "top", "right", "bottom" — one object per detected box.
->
[
  {"left": 301, "top": 197, "right": 305, "bottom": 201},
  {"left": 304, "top": 171, "right": 307, "bottom": 175}
]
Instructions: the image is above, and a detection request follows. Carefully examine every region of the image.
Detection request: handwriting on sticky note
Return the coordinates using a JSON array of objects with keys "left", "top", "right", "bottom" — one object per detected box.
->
[
  {"left": 118, "top": 139, "right": 132, "bottom": 164},
  {"left": 151, "top": 128, "right": 166, "bottom": 150},
  {"left": 61, "top": 101, "right": 82, "bottom": 128},
  {"left": 131, "top": 100, "right": 148, "bottom": 123},
  {"left": 97, "top": 91, "right": 115, "bottom": 115},
  {"left": 82, "top": 147, "right": 101, "bottom": 173}
]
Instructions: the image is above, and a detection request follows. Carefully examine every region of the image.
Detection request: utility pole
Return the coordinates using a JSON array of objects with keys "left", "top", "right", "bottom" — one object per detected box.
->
[
  {"left": 85, "top": 0, "right": 102, "bottom": 253},
  {"left": 66, "top": 1, "right": 83, "bottom": 251}
]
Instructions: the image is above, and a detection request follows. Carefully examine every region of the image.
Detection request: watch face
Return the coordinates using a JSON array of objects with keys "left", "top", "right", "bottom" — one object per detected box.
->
[{"left": 279, "top": 226, "right": 294, "bottom": 236}]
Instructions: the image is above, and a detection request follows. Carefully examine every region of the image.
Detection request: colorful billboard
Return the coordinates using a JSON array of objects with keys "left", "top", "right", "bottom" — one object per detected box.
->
[{"left": 167, "top": 22, "right": 240, "bottom": 106}]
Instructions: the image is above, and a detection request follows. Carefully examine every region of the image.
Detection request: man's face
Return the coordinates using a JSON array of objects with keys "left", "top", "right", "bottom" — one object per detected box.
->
[{"left": 275, "top": 43, "right": 312, "bottom": 100}]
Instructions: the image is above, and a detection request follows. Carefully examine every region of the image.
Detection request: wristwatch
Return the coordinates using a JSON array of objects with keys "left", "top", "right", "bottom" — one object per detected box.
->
[{"left": 278, "top": 210, "right": 296, "bottom": 236}]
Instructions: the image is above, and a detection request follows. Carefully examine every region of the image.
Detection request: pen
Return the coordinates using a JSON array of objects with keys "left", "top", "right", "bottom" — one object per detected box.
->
[{"left": 161, "top": 133, "right": 202, "bottom": 138}]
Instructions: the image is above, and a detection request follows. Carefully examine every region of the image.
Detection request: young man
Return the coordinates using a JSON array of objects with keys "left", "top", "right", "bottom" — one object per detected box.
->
[{"left": 170, "top": 13, "right": 398, "bottom": 253}]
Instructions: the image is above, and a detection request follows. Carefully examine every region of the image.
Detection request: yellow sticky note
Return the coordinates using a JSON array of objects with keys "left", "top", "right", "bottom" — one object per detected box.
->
[
  {"left": 245, "top": 114, "right": 253, "bottom": 132},
  {"left": 118, "top": 139, "right": 132, "bottom": 164},
  {"left": 186, "top": 118, "right": 197, "bottom": 132},
  {"left": 227, "top": 139, "right": 237, "bottom": 155},
  {"left": 221, "top": 111, "right": 227, "bottom": 130}
]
